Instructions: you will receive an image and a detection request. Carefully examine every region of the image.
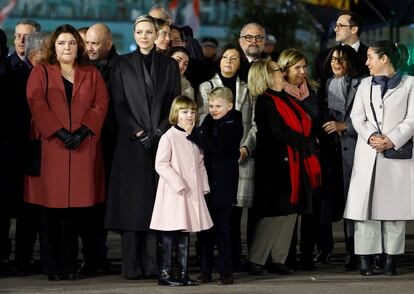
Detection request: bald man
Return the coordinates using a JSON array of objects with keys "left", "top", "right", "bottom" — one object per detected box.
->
[
  {"left": 149, "top": 4, "right": 173, "bottom": 25},
  {"left": 80, "top": 22, "right": 118, "bottom": 276},
  {"left": 86, "top": 23, "right": 113, "bottom": 62}
]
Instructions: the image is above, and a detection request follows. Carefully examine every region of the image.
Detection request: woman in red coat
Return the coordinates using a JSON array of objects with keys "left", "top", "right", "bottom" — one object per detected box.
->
[{"left": 25, "top": 24, "right": 108, "bottom": 281}]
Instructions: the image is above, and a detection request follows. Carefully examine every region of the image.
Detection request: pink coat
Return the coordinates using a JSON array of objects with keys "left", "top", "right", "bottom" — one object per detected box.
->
[{"left": 150, "top": 126, "right": 213, "bottom": 232}]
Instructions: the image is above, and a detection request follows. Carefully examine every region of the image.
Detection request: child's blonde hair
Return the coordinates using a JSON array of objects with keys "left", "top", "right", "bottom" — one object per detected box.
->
[
  {"left": 207, "top": 87, "right": 233, "bottom": 104},
  {"left": 169, "top": 95, "right": 197, "bottom": 124}
]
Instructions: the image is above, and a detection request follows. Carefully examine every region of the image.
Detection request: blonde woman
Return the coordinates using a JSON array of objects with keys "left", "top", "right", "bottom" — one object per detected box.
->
[{"left": 246, "top": 58, "right": 321, "bottom": 275}]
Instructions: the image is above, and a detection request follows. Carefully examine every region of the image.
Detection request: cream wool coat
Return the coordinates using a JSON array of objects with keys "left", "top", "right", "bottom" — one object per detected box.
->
[
  {"left": 198, "top": 74, "right": 256, "bottom": 207},
  {"left": 150, "top": 126, "right": 213, "bottom": 232},
  {"left": 344, "top": 75, "right": 414, "bottom": 221}
]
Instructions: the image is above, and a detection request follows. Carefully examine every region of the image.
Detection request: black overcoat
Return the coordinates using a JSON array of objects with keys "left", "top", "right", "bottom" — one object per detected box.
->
[
  {"left": 188, "top": 110, "right": 243, "bottom": 207},
  {"left": 253, "top": 89, "right": 317, "bottom": 219},
  {"left": 105, "top": 49, "right": 181, "bottom": 232}
]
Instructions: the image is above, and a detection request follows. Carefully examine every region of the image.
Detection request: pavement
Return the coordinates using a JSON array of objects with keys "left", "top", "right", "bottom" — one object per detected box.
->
[{"left": 1, "top": 220, "right": 414, "bottom": 294}]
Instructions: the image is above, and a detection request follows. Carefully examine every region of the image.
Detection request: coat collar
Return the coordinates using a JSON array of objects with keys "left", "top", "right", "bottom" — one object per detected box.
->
[{"left": 210, "top": 73, "right": 248, "bottom": 111}]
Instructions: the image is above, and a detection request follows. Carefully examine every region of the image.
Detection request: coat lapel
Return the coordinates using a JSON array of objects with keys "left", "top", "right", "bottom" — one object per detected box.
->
[
  {"left": 345, "top": 78, "right": 360, "bottom": 114},
  {"left": 235, "top": 77, "right": 248, "bottom": 112},
  {"left": 72, "top": 65, "right": 86, "bottom": 99}
]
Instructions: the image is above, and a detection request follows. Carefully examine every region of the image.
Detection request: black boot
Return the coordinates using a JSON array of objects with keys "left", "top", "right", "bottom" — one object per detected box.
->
[
  {"left": 343, "top": 237, "right": 357, "bottom": 271},
  {"left": 383, "top": 254, "right": 397, "bottom": 276},
  {"left": 158, "top": 233, "right": 184, "bottom": 286},
  {"left": 177, "top": 233, "right": 198, "bottom": 286},
  {"left": 359, "top": 255, "right": 375, "bottom": 276}
]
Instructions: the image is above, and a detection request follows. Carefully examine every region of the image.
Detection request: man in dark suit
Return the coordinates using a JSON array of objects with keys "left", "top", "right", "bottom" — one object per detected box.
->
[
  {"left": 238, "top": 22, "right": 266, "bottom": 81},
  {"left": 1, "top": 19, "right": 41, "bottom": 276},
  {"left": 78, "top": 23, "right": 118, "bottom": 275},
  {"left": 316, "top": 12, "right": 368, "bottom": 81}
]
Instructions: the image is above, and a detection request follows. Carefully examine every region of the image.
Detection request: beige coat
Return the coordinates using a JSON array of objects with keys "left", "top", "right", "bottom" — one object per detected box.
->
[
  {"left": 150, "top": 126, "right": 213, "bottom": 232},
  {"left": 198, "top": 74, "right": 257, "bottom": 207},
  {"left": 344, "top": 75, "right": 414, "bottom": 221}
]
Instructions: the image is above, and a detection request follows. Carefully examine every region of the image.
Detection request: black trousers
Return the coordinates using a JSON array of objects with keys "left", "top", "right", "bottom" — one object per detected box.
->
[
  {"left": 199, "top": 205, "right": 233, "bottom": 275},
  {"left": 79, "top": 203, "right": 108, "bottom": 268},
  {"left": 15, "top": 203, "right": 41, "bottom": 271},
  {"left": 40, "top": 208, "right": 81, "bottom": 275},
  {"left": 120, "top": 231, "right": 157, "bottom": 279},
  {"left": 0, "top": 214, "right": 11, "bottom": 261},
  {"left": 229, "top": 206, "right": 243, "bottom": 268}
]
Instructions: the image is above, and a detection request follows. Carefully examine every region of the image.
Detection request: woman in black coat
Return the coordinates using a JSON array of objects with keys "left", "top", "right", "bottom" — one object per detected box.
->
[
  {"left": 246, "top": 58, "right": 321, "bottom": 275},
  {"left": 105, "top": 15, "right": 181, "bottom": 280}
]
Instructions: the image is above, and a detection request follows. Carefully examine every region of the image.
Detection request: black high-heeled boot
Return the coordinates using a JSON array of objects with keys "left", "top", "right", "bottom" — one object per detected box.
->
[
  {"left": 177, "top": 233, "right": 198, "bottom": 286},
  {"left": 344, "top": 237, "right": 357, "bottom": 271},
  {"left": 359, "top": 255, "right": 375, "bottom": 276},
  {"left": 383, "top": 254, "right": 397, "bottom": 276},
  {"left": 158, "top": 233, "right": 184, "bottom": 286}
]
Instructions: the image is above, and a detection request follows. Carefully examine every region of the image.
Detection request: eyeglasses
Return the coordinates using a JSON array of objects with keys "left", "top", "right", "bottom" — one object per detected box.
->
[
  {"left": 331, "top": 57, "right": 347, "bottom": 63},
  {"left": 333, "top": 23, "right": 353, "bottom": 30},
  {"left": 240, "top": 35, "right": 264, "bottom": 42}
]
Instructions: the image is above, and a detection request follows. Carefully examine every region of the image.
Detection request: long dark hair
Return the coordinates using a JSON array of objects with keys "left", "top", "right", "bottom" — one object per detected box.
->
[
  {"left": 213, "top": 43, "right": 246, "bottom": 75},
  {"left": 45, "top": 24, "right": 90, "bottom": 66},
  {"left": 370, "top": 40, "right": 406, "bottom": 71},
  {"left": 322, "top": 44, "right": 363, "bottom": 78}
]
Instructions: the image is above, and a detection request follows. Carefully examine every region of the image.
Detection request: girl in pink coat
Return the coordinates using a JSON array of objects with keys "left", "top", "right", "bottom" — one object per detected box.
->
[{"left": 150, "top": 96, "right": 213, "bottom": 286}]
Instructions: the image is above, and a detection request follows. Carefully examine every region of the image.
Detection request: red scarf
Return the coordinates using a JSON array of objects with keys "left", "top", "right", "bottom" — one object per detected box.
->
[{"left": 267, "top": 90, "right": 321, "bottom": 205}]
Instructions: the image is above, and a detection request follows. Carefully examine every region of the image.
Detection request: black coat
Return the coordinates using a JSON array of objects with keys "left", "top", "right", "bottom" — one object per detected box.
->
[
  {"left": 188, "top": 110, "right": 243, "bottom": 207},
  {"left": 92, "top": 46, "right": 118, "bottom": 183},
  {"left": 105, "top": 49, "right": 181, "bottom": 232},
  {"left": 0, "top": 52, "right": 32, "bottom": 215},
  {"left": 253, "top": 89, "right": 317, "bottom": 219}
]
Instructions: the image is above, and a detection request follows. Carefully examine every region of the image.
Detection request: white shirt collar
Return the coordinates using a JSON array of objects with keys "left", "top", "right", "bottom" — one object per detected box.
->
[{"left": 343, "top": 40, "right": 360, "bottom": 52}]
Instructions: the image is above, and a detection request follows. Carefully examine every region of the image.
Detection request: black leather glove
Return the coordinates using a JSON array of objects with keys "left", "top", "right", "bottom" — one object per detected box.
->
[
  {"left": 65, "top": 126, "right": 91, "bottom": 150},
  {"left": 138, "top": 129, "right": 163, "bottom": 150},
  {"left": 55, "top": 128, "right": 73, "bottom": 145},
  {"left": 138, "top": 132, "right": 152, "bottom": 150}
]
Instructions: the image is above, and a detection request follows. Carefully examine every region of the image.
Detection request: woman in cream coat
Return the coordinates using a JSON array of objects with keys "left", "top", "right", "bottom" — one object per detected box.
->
[
  {"left": 344, "top": 40, "right": 414, "bottom": 276},
  {"left": 198, "top": 44, "right": 256, "bottom": 269}
]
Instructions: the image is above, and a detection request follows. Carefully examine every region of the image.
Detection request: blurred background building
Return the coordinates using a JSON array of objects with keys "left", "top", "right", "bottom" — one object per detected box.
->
[{"left": 0, "top": 0, "right": 413, "bottom": 65}]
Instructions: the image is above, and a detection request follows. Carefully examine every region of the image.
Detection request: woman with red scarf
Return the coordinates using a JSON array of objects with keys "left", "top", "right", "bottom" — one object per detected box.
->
[{"left": 245, "top": 58, "right": 321, "bottom": 275}]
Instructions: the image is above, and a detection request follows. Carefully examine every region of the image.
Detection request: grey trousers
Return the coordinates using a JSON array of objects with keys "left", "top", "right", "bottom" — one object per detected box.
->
[
  {"left": 120, "top": 231, "right": 158, "bottom": 279},
  {"left": 354, "top": 220, "right": 405, "bottom": 255},
  {"left": 248, "top": 214, "right": 297, "bottom": 265}
]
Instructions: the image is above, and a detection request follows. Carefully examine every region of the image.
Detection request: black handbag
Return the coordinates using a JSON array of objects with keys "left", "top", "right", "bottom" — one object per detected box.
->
[
  {"left": 24, "top": 64, "right": 49, "bottom": 176},
  {"left": 369, "top": 84, "right": 413, "bottom": 159}
]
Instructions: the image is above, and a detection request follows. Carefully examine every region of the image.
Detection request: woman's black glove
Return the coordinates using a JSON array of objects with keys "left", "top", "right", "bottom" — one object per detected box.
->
[
  {"left": 65, "top": 126, "right": 91, "bottom": 150},
  {"left": 138, "top": 129, "right": 163, "bottom": 150},
  {"left": 55, "top": 128, "right": 73, "bottom": 145}
]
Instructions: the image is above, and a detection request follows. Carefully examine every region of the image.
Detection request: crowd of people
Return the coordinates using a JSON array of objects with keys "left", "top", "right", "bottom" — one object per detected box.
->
[{"left": 1, "top": 4, "right": 414, "bottom": 286}]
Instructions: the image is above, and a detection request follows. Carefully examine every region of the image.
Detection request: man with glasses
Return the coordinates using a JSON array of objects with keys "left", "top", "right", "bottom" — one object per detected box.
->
[
  {"left": 238, "top": 22, "right": 266, "bottom": 81},
  {"left": 316, "top": 12, "right": 368, "bottom": 80},
  {"left": 1, "top": 19, "right": 41, "bottom": 277},
  {"left": 333, "top": 12, "right": 368, "bottom": 74}
]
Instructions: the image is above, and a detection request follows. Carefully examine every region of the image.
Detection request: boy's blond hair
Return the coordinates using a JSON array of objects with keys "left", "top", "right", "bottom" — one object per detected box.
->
[
  {"left": 169, "top": 95, "right": 197, "bottom": 124},
  {"left": 207, "top": 87, "right": 233, "bottom": 104}
]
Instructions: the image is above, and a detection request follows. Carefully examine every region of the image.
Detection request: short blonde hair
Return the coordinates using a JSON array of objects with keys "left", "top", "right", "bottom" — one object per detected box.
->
[
  {"left": 169, "top": 95, "right": 197, "bottom": 124},
  {"left": 248, "top": 57, "right": 274, "bottom": 97},
  {"left": 207, "top": 87, "right": 233, "bottom": 104},
  {"left": 277, "top": 48, "right": 319, "bottom": 92}
]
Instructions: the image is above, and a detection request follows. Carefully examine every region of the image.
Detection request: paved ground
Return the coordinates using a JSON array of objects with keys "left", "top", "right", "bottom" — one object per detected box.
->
[{"left": 1, "top": 220, "right": 414, "bottom": 293}]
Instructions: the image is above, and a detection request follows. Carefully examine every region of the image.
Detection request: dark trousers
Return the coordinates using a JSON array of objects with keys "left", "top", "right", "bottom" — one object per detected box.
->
[
  {"left": 199, "top": 205, "right": 233, "bottom": 275},
  {"left": 15, "top": 203, "right": 41, "bottom": 271},
  {"left": 300, "top": 214, "right": 333, "bottom": 260},
  {"left": 40, "top": 208, "right": 81, "bottom": 275},
  {"left": 0, "top": 215, "right": 11, "bottom": 261},
  {"left": 79, "top": 203, "right": 108, "bottom": 268},
  {"left": 120, "top": 231, "right": 157, "bottom": 279},
  {"left": 229, "top": 206, "right": 243, "bottom": 268}
]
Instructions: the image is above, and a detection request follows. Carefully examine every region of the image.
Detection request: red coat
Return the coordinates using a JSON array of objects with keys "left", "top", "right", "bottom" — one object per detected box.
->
[{"left": 25, "top": 63, "right": 108, "bottom": 208}]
